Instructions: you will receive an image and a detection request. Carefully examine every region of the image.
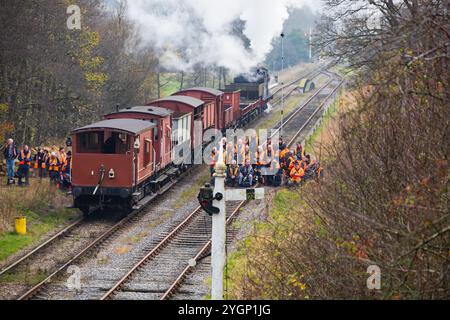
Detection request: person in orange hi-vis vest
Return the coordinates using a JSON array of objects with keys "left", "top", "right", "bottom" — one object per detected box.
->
[
  {"left": 290, "top": 160, "right": 305, "bottom": 184},
  {"left": 279, "top": 145, "right": 290, "bottom": 162},
  {"left": 226, "top": 160, "right": 240, "bottom": 187},
  {"left": 61, "top": 151, "right": 72, "bottom": 191},
  {"left": 209, "top": 147, "right": 217, "bottom": 176},
  {"left": 288, "top": 153, "right": 297, "bottom": 171},
  {"left": 236, "top": 139, "right": 245, "bottom": 165},
  {"left": 225, "top": 141, "right": 234, "bottom": 165},
  {"left": 58, "top": 147, "right": 66, "bottom": 169},
  {"left": 48, "top": 152, "right": 61, "bottom": 185},
  {"left": 33, "top": 147, "right": 47, "bottom": 180}
]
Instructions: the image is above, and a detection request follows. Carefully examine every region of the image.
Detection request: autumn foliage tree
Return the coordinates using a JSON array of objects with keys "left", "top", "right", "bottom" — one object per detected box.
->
[{"left": 0, "top": 0, "right": 159, "bottom": 146}]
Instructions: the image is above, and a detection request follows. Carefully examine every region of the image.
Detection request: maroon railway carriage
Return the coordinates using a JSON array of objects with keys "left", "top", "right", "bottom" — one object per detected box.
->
[
  {"left": 174, "top": 87, "right": 225, "bottom": 130},
  {"left": 104, "top": 106, "right": 173, "bottom": 171},
  {"left": 222, "top": 90, "right": 241, "bottom": 129},
  {"left": 71, "top": 118, "right": 161, "bottom": 215},
  {"left": 148, "top": 95, "right": 209, "bottom": 150}
]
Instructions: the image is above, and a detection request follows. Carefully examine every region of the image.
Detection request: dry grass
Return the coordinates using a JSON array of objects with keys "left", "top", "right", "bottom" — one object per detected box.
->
[
  {"left": 0, "top": 178, "right": 78, "bottom": 262},
  {"left": 0, "top": 179, "right": 70, "bottom": 234},
  {"left": 306, "top": 90, "right": 359, "bottom": 157}
]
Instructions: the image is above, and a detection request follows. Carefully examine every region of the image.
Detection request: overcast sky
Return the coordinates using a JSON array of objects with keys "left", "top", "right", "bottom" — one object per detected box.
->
[{"left": 106, "top": 0, "right": 323, "bottom": 72}]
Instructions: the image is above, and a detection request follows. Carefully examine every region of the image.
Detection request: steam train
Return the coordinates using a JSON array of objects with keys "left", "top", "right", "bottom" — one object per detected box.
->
[{"left": 71, "top": 68, "right": 272, "bottom": 215}]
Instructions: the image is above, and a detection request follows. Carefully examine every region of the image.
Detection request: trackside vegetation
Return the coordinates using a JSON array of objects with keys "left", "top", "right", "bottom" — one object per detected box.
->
[{"left": 0, "top": 181, "right": 79, "bottom": 262}]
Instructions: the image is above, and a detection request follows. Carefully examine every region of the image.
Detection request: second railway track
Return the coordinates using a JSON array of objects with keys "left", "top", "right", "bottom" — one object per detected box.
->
[
  {"left": 0, "top": 215, "right": 118, "bottom": 300},
  {"left": 101, "top": 201, "right": 245, "bottom": 300}
]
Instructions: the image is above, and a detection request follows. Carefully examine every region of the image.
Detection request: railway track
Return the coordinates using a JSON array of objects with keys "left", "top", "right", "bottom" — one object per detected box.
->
[
  {"left": 14, "top": 69, "right": 312, "bottom": 300},
  {"left": 269, "top": 65, "right": 328, "bottom": 107},
  {"left": 279, "top": 71, "right": 344, "bottom": 148},
  {"left": 13, "top": 167, "right": 197, "bottom": 300},
  {"left": 100, "top": 201, "right": 245, "bottom": 300},
  {"left": 164, "top": 71, "right": 344, "bottom": 300},
  {"left": 8, "top": 69, "right": 307, "bottom": 299},
  {"left": 0, "top": 215, "right": 122, "bottom": 300},
  {"left": 270, "top": 65, "right": 329, "bottom": 106}
]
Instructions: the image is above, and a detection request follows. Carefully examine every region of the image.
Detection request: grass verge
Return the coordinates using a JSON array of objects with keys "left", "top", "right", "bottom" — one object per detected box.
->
[
  {"left": 225, "top": 188, "right": 304, "bottom": 299},
  {"left": 224, "top": 91, "right": 347, "bottom": 299},
  {"left": 0, "top": 179, "right": 80, "bottom": 262}
]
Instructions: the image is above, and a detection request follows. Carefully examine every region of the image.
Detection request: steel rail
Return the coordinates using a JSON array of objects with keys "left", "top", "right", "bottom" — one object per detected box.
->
[
  {"left": 159, "top": 201, "right": 246, "bottom": 300},
  {"left": 270, "top": 68, "right": 325, "bottom": 106},
  {"left": 258, "top": 72, "right": 334, "bottom": 150},
  {"left": 0, "top": 218, "right": 84, "bottom": 277},
  {"left": 100, "top": 205, "right": 205, "bottom": 300},
  {"left": 287, "top": 77, "right": 345, "bottom": 148},
  {"left": 269, "top": 63, "right": 331, "bottom": 100}
]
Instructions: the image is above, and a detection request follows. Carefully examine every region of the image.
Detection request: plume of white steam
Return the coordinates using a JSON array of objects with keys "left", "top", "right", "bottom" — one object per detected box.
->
[{"left": 126, "top": 0, "right": 309, "bottom": 73}]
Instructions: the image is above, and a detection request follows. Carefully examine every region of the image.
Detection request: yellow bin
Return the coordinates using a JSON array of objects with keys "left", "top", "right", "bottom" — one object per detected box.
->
[{"left": 15, "top": 217, "right": 27, "bottom": 235}]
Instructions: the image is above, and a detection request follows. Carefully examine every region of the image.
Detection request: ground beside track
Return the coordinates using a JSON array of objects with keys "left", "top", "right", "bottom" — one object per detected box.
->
[{"left": 0, "top": 180, "right": 79, "bottom": 267}]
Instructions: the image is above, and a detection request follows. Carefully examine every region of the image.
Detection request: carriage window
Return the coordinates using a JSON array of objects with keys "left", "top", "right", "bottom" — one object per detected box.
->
[
  {"left": 77, "top": 131, "right": 130, "bottom": 154},
  {"left": 78, "top": 131, "right": 103, "bottom": 152},
  {"left": 242, "top": 90, "right": 258, "bottom": 101}
]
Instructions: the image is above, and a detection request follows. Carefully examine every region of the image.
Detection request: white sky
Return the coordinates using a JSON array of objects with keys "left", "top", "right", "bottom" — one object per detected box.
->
[{"left": 122, "top": 0, "right": 323, "bottom": 72}]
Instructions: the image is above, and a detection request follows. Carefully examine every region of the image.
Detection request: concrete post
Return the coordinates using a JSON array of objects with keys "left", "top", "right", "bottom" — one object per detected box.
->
[{"left": 211, "top": 144, "right": 226, "bottom": 300}]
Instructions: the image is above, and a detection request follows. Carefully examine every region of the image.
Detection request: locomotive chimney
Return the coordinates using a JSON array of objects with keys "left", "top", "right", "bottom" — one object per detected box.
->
[{"left": 116, "top": 104, "right": 120, "bottom": 112}]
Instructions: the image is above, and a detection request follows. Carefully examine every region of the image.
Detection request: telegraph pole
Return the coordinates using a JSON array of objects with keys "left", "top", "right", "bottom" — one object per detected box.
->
[
  {"left": 309, "top": 27, "right": 313, "bottom": 61},
  {"left": 211, "top": 143, "right": 226, "bottom": 300},
  {"left": 280, "top": 32, "right": 285, "bottom": 138}
]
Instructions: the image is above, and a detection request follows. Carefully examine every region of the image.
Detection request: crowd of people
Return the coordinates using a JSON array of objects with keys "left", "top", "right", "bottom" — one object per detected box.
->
[
  {"left": 209, "top": 136, "right": 323, "bottom": 188},
  {"left": 3, "top": 135, "right": 322, "bottom": 190},
  {"left": 3, "top": 138, "right": 72, "bottom": 189}
]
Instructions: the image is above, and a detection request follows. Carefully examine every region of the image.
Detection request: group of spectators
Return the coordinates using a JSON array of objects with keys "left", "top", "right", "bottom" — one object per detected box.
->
[
  {"left": 2, "top": 138, "right": 72, "bottom": 189},
  {"left": 209, "top": 136, "right": 322, "bottom": 188},
  {"left": 3, "top": 135, "right": 322, "bottom": 190}
]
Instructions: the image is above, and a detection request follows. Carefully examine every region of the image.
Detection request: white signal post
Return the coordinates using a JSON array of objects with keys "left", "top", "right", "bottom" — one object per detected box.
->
[
  {"left": 210, "top": 142, "right": 265, "bottom": 300},
  {"left": 211, "top": 143, "right": 226, "bottom": 300}
]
